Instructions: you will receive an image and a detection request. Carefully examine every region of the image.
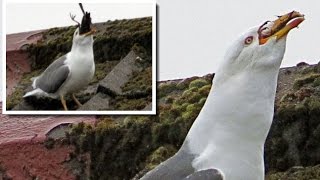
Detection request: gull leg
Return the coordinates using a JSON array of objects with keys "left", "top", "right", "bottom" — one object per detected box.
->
[
  {"left": 60, "top": 95, "right": 68, "bottom": 111},
  {"left": 72, "top": 93, "right": 82, "bottom": 107}
]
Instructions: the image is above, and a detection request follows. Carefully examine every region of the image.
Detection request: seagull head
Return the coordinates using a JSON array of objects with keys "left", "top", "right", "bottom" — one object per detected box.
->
[
  {"left": 220, "top": 11, "right": 304, "bottom": 76},
  {"left": 72, "top": 27, "right": 96, "bottom": 46},
  {"left": 71, "top": 9, "right": 96, "bottom": 47}
]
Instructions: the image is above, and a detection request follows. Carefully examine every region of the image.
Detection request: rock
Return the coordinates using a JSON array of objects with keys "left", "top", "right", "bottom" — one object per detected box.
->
[
  {"left": 98, "top": 51, "right": 143, "bottom": 96},
  {"left": 46, "top": 123, "right": 72, "bottom": 139},
  {"left": 78, "top": 93, "right": 111, "bottom": 110},
  {"left": 77, "top": 84, "right": 98, "bottom": 98},
  {"left": 297, "top": 62, "right": 309, "bottom": 67}
]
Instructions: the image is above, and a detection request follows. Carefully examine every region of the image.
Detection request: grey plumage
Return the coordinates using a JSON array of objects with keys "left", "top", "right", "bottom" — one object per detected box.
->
[
  {"left": 141, "top": 142, "right": 195, "bottom": 180},
  {"left": 34, "top": 55, "right": 70, "bottom": 93},
  {"left": 141, "top": 142, "right": 223, "bottom": 180}
]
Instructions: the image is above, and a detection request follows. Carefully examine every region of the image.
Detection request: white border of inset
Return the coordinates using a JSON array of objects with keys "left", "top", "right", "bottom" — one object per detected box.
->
[{"left": 2, "top": 0, "right": 157, "bottom": 115}]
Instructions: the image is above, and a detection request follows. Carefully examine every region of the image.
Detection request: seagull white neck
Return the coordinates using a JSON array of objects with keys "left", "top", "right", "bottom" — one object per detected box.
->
[
  {"left": 186, "top": 68, "right": 280, "bottom": 180},
  {"left": 71, "top": 36, "right": 94, "bottom": 55},
  {"left": 67, "top": 36, "right": 94, "bottom": 68}
]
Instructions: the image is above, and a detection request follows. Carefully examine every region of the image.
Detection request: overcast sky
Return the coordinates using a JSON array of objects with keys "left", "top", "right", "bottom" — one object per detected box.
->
[
  {"left": 6, "top": 2, "right": 153, "bottom": 34},
  {"left": 2, "top": 0, "right": 320, "bottom": 101}
]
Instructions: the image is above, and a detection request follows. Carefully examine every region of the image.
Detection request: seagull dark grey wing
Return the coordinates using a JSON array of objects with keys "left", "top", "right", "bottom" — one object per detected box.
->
[
  {"left": 41, "top": 55, "right": 67, "bottom": 74},
  {"left": 141, "top": 144, "right": 196, "bottom": 180},
  {"left": 184, "top": 169, "right": 223, "bottom": 180},
  {"left": 35, "top": 55, "right": 70, "bottom": 93}
]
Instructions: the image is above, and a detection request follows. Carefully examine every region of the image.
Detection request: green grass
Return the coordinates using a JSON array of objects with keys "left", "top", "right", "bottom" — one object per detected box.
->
[{"left": 293, "top": 73, "right": 320, "bottom": 90}]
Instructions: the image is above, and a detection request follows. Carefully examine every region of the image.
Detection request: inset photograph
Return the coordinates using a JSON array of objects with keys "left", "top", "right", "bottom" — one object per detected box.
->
[{"left": 3, "top": 2, "right": 156, "bottom": 114}]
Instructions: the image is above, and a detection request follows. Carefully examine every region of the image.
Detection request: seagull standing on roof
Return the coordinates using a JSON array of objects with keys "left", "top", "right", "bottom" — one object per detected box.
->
[
  {"left": 23, "top": 4, "right": 96, "bottom": 111},
  {"left": 141, "top": 11, "right": 304, "bottom": 180}
]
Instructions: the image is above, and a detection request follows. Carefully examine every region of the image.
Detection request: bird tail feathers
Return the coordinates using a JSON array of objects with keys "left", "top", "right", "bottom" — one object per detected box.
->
[{"left": 23, "top": 88, "right": 48, "bottom": 98}]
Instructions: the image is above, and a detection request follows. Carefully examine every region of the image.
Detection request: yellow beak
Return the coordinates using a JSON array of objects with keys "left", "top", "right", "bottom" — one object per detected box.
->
[{"left": 259, "top": 11, "right": 305, "bottom": 45}]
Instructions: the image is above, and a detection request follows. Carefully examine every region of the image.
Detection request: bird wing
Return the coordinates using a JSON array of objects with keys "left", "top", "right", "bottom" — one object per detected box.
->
[
  {"left": 183, "top": 169, "right": 223, "bottom": 180},
  {"left": 140, "top": 146, "right": 196, "bottom": 180},
  {"left": 141, "top": 143, "right": 224, "bottom": 180},
  {"left": 34, "top": 55, "right": 70, "bottom": 93}
]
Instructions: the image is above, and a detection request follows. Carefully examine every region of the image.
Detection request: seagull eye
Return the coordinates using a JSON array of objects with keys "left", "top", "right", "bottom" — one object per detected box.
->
[{"left": 244, "top": 36, "right": 253, "bottom": 45}]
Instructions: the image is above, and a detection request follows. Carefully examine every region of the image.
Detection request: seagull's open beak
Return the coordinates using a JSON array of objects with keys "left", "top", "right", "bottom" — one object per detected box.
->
[
  {"left": 82, "top": 26, "right": 97, "bottom": 37},
  {"left": 259, "top": 11, "right": 305, "bottom": 45}
]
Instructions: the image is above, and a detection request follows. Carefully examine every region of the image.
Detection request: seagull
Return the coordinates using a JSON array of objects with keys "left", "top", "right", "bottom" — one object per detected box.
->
[
  {"left": 141, "top": 11, "right": 305, "bottom": 180},
  {"left": 23, "top": 7, "right": 96, "bottom": 111}
]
